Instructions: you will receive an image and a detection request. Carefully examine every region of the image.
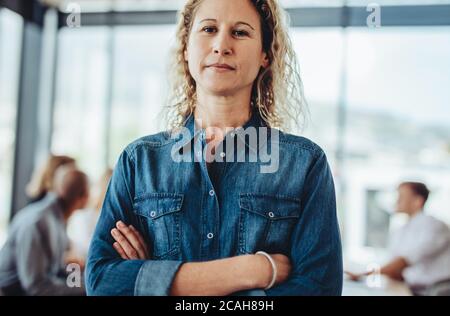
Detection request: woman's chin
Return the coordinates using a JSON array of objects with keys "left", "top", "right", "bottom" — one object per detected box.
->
[{"left": 202, "top": 85, "right": 237, "bottom": 96}]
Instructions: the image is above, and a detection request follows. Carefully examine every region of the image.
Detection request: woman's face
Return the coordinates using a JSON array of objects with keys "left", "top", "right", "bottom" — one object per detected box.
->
[{"left": 184, "top": 0, "right": 269, "bottom": 97}]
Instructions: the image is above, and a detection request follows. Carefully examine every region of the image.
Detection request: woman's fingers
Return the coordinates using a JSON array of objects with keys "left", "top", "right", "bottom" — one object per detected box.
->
[
  {"left": 113, "top": 242, "right": 129, "bottom": 260},
  {"left": 111, "top": 228, "right": 140, "bottom": 259},
  {"left": 129, "top": 225, "right": 149, "bottom": 258},
  {"left": 115, "top": 221, "right": 148, "bottom": 259}
]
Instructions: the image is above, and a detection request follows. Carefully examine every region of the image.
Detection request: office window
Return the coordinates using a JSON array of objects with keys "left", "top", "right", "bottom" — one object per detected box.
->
[
  {"left": 290, "top": 28, "right": 346, "bottom": 238},
  {"left": 50, "top": 15, "right": 450, "bottom": 267},
  {"left": 344, "top": 27, "right": 450, "bottom": 260},
  {"left": 0, "top": 9, "right": 23, "bottom": 245},
  {"left": 290, "top": 28, "right": 343, "bottom": 161},
  {"left": 53, "top": 25, "right": 177, "bottom": 175},
  {"left": 108, "top": 25, "right": 176, "bottom": 166},
  {"left": 52, "top": 27, "right": 109, "bottom": 180},
  {"left": 291, "top": 26, "right": 450, "bottom": 263}
]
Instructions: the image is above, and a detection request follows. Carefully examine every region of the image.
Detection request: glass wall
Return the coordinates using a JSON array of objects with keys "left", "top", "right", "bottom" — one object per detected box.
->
[
  {"left": 51, "top": 25, "right": 176, "bottom": 180},
  {"left": 51, "top": 27, "right": 109, "bottom": 180},
  {"left": 289, "top": 25, "right": 450, "bottom": 265},
  {"left": 108, "top": 25, "right": 176, "bottom": 167},
  {"left": 343, "top": 27, "right": 450, "bottom": 263},
  {"left": 0, "top": 8, "right": 23, "bottom": 246},
  {"left": 291, "top": 28, "right": 343, "bottom": 159},
  {"left": 291, "top": 25, "right": 450, "bottom": 265},
  {"left": 51, "top": 21, "right": 450, "bottom": 268}
]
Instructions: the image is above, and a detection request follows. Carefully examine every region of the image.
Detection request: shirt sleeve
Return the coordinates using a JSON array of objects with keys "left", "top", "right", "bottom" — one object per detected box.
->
[
  {"left": 15, "top": 221, "right": 85, "bottom": 296},
  {"left": 264, "top": 149, "right": 343, "bottom": 296},
  {"left": 398, "top": 218, "right": 450, "bottom": 265},
  {"left": 85, "top": 148, "right": 183, "bottom": 296},
  {"left": 231, "top": 289, "right": 267, "bottom": 296}
]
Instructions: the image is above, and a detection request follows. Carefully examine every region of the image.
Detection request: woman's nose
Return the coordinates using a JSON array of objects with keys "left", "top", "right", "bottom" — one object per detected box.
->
[
  {"left": 213, "top": 33, "right": 233, "bottom": 56},
  {"left": 214, "top": 47, "right": 232, "bottom": 56}
]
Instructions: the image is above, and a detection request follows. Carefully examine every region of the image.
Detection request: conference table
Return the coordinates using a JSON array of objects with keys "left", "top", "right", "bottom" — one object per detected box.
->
[{"left": 342, "top": 275, "right": 412, "bottom": 296}]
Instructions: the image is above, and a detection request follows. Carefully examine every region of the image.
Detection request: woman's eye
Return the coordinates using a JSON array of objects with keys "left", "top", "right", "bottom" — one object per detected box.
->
[
  {"left": 203, "top": 26, "right": 216, "bottom": 33},
  {"left": 202, "top": 27, "right": 248, "bottom": 37},
  {"left": 233, "top": 30, "right": 249, "bottom": 37}
]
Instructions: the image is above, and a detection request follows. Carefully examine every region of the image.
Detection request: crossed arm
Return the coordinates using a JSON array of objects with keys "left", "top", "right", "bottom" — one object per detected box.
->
[
  {"left": 110, "top": 221, "right": 291, "bottom": 296},
  {"left": 86, "top": 149, "right": 342, "bottom": 296}
]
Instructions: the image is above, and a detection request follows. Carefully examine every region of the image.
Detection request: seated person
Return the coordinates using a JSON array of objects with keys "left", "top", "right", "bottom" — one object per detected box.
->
[
  {"left": 0, "top": 167, "right": 89, "bottom": 295},
  {"left": 347, "top": 182, "right": 450, "bottom": 296},
  {"left": 26, "top": 154, "right": 76, "bottom": 204}
]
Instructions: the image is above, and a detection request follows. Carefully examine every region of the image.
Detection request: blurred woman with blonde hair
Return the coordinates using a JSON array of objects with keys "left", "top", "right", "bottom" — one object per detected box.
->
[{"left": 26, "top": 154, "right": 76, "bottom": 203}]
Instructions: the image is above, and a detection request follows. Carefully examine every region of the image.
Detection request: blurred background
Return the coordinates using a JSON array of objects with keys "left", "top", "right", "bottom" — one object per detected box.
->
[{"left": 0, "top": 0, "right": 449, "bottom": 295}]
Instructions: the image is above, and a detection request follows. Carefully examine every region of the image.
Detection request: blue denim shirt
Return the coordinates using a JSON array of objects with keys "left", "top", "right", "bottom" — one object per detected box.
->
[{"left": 85, "top": 110, "right": 343, "bottom": 296}]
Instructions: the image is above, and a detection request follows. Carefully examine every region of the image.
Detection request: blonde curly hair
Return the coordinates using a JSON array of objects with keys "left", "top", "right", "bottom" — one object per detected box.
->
[{"left": 163, "top": 0, "right": 307, "bottom": 132}]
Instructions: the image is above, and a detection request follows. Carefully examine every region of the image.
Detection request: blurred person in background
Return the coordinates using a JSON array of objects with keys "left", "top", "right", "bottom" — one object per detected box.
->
[
  {"left": 25, "top": 154, "right": 76, "bottom": 204},
  {"left": 67, "top": 168, "right": 113, "bottom": 259},
  {"left": 0, "top": 166, "right": 89, "bottom": 296},
  {"left": 346, "top": 182, "right": 450, "bottom": 296}
]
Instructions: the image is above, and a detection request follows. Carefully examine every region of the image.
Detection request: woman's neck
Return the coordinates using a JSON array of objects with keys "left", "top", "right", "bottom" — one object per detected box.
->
[{"left": 194, "top": 89, "right": 252, "bottom": 131}]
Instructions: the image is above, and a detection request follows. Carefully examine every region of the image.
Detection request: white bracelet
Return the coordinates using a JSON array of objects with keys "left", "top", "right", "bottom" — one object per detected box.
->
[{"left": 255, "top": 251, "right": 277, "bottom": 290}]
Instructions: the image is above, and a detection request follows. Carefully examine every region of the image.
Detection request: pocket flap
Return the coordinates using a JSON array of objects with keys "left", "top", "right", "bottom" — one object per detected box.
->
[
  {"left": 133, "top": 193, "right": 184, "bottom": 219},
  {"left": 239, "top": 193, "right": 300, "bottom": 219}
]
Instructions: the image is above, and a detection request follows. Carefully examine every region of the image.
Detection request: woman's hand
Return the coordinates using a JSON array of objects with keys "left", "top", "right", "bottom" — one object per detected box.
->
[
  {"left": 252, "top": 253, "right": 292, "bottom": 289},
  {"left": 109, "top": 221, "right": 292, "bottom": 290},
  {"left": 110, "top": 221, "right": 149, "bottom": 260}
]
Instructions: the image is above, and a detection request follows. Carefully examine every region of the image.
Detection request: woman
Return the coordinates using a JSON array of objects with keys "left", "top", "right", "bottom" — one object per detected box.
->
[
  {"left": 86, "top": 0, "right": 342, "bottom": 296},
  {"left": 26, "top": 154, "right": 76, "bottom": 204}
]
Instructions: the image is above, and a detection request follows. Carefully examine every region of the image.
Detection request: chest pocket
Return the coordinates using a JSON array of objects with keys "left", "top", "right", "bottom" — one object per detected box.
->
[
  {"left": 133, "top": 193, "right": 184, "bottom": 259},
  {"left": 238, "top": 193, "right": 301, "bottom": 255}
]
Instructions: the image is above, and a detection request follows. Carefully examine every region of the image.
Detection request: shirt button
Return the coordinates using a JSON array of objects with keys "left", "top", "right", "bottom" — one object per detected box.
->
[
  {"left": 207, "top": 233, "right": 214, "bottom": 239},
  {"left": 209, "top": 190, "right": 215, "bottom": 196},
  {"left": 219, "top": 152, "right": 226, "bottom": 158},
  {"left": 150, "top": 211, "right": 156, "bottom": 218},
  {"left": 268, "top": 212, "right": 275, "bottom": 218}
]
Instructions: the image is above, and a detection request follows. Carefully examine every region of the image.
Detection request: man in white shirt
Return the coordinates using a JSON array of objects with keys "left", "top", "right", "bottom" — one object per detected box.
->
[{"left": 347, "top": 182, "right": 450, "bottom": 296}]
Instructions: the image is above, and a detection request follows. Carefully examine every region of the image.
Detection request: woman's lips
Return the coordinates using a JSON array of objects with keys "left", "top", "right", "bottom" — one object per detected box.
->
[
  {"left": 207, "top": 62, "right": 235, "bottom": 71},
  {"left": 207, "top": 65, "right": 235, "bottom": 72}
]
